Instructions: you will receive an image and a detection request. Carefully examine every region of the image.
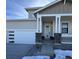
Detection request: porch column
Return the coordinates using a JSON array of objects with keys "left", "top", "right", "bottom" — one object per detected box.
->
[
  {"left": 55, "top": 16, "right": 61, "bottom": 33},
  {"left": 37, "top": 17, "right": 40, "bottom": 32},
  {"left": 37, "top": 18, "right": 39, "bottom": 32},
  {"left": 40, "top": 16, "right": 42, "bottom": 33},
  {"left": 58, "top": 16, "right": 61, "bottom": 33},
  {"left": 55, "top": 16, "right": 58, "bottom": 33},
  {"left": 36, "top": 14, "right": 42, "bottom": 43},
  {"left": 54, "top": 16, "right": 61, "bottom": 43}
]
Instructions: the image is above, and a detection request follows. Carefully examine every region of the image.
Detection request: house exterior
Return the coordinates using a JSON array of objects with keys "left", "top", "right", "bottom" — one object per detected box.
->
[{"left": 6, "top": 0, "right": 72, "bottom": 45}]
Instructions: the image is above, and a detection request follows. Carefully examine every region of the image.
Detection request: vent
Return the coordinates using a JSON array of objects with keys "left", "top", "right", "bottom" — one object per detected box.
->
[{"left": 8, "top": 31, "right": 15, "bottom": 43}]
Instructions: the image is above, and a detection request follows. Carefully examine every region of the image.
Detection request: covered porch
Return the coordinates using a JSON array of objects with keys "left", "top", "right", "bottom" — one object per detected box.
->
[{"left": 36, "top": 14, "right": 72, "bottom": 44}]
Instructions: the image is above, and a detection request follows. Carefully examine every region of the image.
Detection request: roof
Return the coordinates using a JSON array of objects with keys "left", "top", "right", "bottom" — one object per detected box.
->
[
  {"left": 33, "top": 0, "right": 72, "bottom": 14},
  {"left": 25, "top": 7, "right": 42, "bottom": 11}
]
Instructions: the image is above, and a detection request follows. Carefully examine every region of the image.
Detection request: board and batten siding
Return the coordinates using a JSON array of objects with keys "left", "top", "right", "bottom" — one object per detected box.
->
[
  {"left": 61, "top": 16, "right": 72, "bottom": 34},
  {"left": 39, "top": 2, "right": 72, "bottom": 14}
]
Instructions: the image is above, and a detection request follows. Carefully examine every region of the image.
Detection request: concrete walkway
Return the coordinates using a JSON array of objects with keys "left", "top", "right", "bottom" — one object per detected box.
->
[{"left": 36, "top": 44, "right": 54, "bottom": 56}]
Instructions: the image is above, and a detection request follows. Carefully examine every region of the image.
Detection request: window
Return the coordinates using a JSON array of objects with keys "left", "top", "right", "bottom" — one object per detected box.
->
[
  {"left": 62, "top": 23, "right": 68, "bottom": 33},
  {"left": 8, "top": 31, "right": 15, "bottom": 43},
  {"left": 9, "top": 41, "right": 14, "bottom": 43},
  {"left": 9, "top": 31, "right": 14, "bottom": 33}
]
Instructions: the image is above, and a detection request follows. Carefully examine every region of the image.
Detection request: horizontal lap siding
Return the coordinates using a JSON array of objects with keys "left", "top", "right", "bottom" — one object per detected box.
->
[
  {"left": 6, "top": 20, "right": 37, "bottom": 29},
  {"left": 39, "top": 2, "right": 72, "bottom": 14}
]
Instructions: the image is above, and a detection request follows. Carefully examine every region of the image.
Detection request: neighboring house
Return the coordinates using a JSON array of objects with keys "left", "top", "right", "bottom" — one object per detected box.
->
[{"left": 6, "top": 0, "right": 72, "bottom": 45}]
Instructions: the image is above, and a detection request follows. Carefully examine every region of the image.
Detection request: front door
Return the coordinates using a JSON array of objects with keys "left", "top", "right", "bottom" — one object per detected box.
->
[{"left": 44, "top": 23, "right": 51, "bottom": 38}]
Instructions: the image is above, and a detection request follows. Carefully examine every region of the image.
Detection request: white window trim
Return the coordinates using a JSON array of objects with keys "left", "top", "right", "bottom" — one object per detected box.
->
[
  {"left": 61, "top": 21, "right": 72, "bottom": 37},
  {"left": 61, "top": 21, "right": 70, "bottom": 34},
  {"left": 62, "top": 34, "right": 72, "bottom": 37}
]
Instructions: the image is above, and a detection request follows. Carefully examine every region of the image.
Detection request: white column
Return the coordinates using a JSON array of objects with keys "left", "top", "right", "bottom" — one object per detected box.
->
[
  {"left": 40, "top": 17, "right": 42, "bottom": 33},
  {"left": 55, "top": 16, "right": 58, "bottom": 33},
  {"left": 55, "top": 16, "right": 61, "bottom": 33},
  {"left": 58, "top": 16, "right": 61, "bottom": 33},
  {"left": 37, "top": 18, "right": 39, "bottom": 32}
]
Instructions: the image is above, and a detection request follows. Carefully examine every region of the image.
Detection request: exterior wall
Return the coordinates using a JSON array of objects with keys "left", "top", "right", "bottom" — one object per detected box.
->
[
  {"left": 39, "top": 2, "right": 72, "bottom": 14},
  {"left": 6, "top": 20, "right": 37, "bottom": 29},
  {"left": 6, "top": 31, "right": 9, "bottom": 43},
  {"left": 53, "top": 19, "right": 55, "bottom": 35},
  {"left": 61, "top": 16, "right": 72, "bottom": 35},
  {"left": 6, "top": 20, "right": 37, "bottom": 44}
]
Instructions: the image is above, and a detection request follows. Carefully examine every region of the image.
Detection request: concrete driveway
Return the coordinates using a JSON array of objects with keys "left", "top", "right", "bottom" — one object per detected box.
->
[{"left": 6, "top": 44, "right": 34, "bottom": 59}]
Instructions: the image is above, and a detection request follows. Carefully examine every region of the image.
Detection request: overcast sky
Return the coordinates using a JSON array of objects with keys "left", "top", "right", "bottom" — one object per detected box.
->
[{"left": 6, "top": 0, "right": 55, "bottom": 19}]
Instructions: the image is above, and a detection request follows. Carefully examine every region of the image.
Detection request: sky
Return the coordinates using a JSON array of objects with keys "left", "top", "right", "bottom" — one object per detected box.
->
[{"left": 6, "top": 0, "right": 55, "bottom": 20}]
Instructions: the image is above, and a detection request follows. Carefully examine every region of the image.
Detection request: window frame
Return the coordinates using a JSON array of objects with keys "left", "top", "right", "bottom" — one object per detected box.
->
[{"left": 62, "top": 23, "right": 68, "bottom": 34}]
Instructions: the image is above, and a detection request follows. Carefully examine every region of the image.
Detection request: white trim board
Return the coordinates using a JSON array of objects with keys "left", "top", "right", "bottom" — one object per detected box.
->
[
  {"left": 6, "top": 29, "right": 36, "bottom": 32},
  {"left": 61, "top": 42, "right": 72, "bottom": 44},
  {"left": 62, "top": 34, "right": 72, "bottom": 37},
  {"left": 38, "top": 14, "right": 72, "bottom": 17}
]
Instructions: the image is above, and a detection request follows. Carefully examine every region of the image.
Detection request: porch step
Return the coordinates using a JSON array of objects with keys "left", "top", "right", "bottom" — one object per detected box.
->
[
  {"left": 36, "top": 44, "right": 54, "bottom": 56},
  {"left": 53, "top": 44, "right": 72, "bottom": 50},
  {"left": 61, "top": 42, "right": 72, "bottom": 44}
]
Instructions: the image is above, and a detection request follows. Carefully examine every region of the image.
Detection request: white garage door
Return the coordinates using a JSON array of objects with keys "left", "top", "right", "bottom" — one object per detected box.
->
[{"left": 7, "top": 29, "right": 36, "bottom": 44}]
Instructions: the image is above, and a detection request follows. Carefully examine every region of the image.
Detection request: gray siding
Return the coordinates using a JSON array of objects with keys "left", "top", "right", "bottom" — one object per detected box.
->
[
  {"left": 61, "top": 16, "right": 72, "bottom": 35},
  {"left": 6, "top": 20, "right": 37, "bottom": 29},
  {"left": 39, "top": 2, "right": 72, "bottom": 14}
]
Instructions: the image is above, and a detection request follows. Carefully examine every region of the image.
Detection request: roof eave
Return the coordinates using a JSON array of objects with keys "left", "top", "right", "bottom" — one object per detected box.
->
[
  {"left": 33, "top": 0, "right": 61, "bottom": 14},
  {"left": 25, "top": 7, "right": 42, "bottom": 12}
]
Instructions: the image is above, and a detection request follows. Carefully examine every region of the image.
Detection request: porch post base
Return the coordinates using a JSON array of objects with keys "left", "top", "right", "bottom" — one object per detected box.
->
[
  {"left": 35, "top": 33, "right": 42, "bottom": 43},
  {"left": 54, "top": 33, "right": 61, "bottom": 43}
]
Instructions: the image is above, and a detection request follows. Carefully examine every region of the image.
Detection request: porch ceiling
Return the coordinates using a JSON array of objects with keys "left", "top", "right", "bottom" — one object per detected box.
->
[{"left": 42, "top": 16, "right": 55, "bottom": 23}]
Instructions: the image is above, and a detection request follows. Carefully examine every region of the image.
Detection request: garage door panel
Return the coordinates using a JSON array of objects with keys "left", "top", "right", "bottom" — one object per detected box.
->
[
  {"left": 7, "top": 29, "right": 36, "bottom": 44},
  {"left": 15, "top": 31, "right": 35, "bottom": 44}
]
